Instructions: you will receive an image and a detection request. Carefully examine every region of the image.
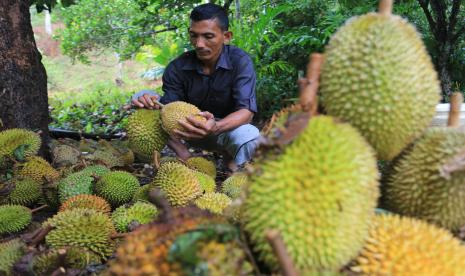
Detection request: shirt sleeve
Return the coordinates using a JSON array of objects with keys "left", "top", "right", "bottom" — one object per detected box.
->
[
  {"left": 160, "top": 62, "right": 186, "bottom": 104},
  {"left": 232, "top": 55, "right": 258, "bottom": 113}
]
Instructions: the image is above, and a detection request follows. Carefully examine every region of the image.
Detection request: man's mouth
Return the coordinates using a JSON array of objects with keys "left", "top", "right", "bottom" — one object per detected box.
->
[{"left": 196, "top": 50, "right": 209, "bottom": 56}]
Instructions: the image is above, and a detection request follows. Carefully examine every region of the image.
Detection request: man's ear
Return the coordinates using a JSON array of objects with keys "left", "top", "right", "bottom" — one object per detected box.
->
[{"left": 224, "top": 31, "right": 233, "bottom": 44}]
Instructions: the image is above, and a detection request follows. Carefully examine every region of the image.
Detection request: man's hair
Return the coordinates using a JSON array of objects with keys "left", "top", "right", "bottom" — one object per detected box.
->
[{"left": 190, "top": 3, "right": 229, "bottom": 31}]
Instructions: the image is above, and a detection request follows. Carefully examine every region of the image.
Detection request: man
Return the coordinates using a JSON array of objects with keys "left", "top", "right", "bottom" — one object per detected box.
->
[{"left": 132, "top": 3, "right": 259, "bottom": 170}]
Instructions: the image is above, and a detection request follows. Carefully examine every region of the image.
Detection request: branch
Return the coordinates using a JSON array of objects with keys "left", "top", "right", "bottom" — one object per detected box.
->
[
  {"left": 448, "top": 0, "right": 461, "bottom": 33},
  {"left": 451, "top": 25, "right": 465, "bottom": 43},
  {"left": 142, "top": 26, "right": 178, "bottom": 37},
  {"left": 430, "top": 0, "right": 448, "bottom": 39},
  {"left": 418, "top": 0, "right": 438, "bottom": 39}
]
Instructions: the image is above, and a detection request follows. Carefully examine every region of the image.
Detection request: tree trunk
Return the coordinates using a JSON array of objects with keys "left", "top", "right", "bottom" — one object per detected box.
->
[
  {"left": 435, "top": 41, "right": 453, "bottom": 101},
  {"left": 44, "top": 9, "right": 52, "bottom": 35},
  {"left": 0, "top": 0, "right": 51, "bottom": 157}
]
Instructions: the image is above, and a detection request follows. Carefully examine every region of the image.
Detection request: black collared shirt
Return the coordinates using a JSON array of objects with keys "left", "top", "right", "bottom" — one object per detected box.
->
[{"left": 160, "top": 45, "right": 257, "bottom": 118}]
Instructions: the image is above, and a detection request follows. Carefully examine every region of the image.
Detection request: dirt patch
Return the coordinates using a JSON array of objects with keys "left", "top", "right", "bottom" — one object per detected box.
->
[{"left": 33, "top": 23, "right": 64, "bottom": 57}]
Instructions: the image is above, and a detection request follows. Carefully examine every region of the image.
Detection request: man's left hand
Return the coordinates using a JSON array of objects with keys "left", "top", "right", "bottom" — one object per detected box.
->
[{"left": 174, "top": 111, "right": 218, "bottom": 140}]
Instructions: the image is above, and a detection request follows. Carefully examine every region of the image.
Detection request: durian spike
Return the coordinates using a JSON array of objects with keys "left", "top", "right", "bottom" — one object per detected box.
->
[
  {"left": 379, "top": 0, "right": 393, "bottom": 16},
  {"left": 299, "top": 53, "right": 323, "bottom": 115},
  {"left": 447, "top": 92, "right": 463, "bottom": 127},
  {"left": 265, "top": 229, "right": 299, "bottom": 276}
]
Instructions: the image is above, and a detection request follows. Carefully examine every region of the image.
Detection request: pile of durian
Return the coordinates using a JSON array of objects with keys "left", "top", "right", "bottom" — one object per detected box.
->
[{"left": 2, "top": 0, "right": 465, "bottom": 274}]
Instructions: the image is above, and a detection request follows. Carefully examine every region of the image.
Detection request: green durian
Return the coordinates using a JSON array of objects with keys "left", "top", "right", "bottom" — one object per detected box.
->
[
  {"left": 111, "top": 202, "right": 158, "bottom": 232},
  {"left": 0, "top": 205, "right": 32, "bottom": 235},
  {"left": 0, "top": 239, "right": 25, "bottom": 276},
  {"left": 94, "top": 171, "right": 139, "bottom": 207},
  {"left": 244, "top": 116, "right": 379, "bottom": 272},
  {"left": 320, "top": 10, "right": 440, "bottom": 160}
]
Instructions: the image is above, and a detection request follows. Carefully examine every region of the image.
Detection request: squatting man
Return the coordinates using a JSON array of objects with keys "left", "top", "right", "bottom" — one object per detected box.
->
[{"left": 132, "top": 3, "right": 259, "bottom": 170}]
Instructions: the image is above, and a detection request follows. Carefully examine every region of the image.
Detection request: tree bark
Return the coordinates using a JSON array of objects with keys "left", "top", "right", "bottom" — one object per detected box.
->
[{"left": 0, "top": 0, "right": 51, "bottom": 157}]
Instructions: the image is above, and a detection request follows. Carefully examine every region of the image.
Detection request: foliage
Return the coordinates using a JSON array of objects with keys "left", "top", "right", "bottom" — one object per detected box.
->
[{"left": 49, "top": 87, "right": 134, "bottom": 135}]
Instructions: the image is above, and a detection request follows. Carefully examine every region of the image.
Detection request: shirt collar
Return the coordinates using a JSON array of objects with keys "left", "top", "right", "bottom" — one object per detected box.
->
[{"left": 181, "top": 45, "right": 232, "bottom": 71}]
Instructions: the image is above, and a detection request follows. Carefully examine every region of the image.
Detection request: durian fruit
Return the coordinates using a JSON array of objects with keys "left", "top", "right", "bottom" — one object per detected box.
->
[
  {"left": 0, "top": 128, "right": 41, "bottom": 159},
  {"left": 222, "top": 172, "right": 248, "bottom": 199},
  {"left": 44, "top": 208, "right": 116, "bottom": 259},
  {"left": 52, "top": 144, "right": 81, "bottom": 167},
  {"left": 90, "top": 149, "right": 125, "bottom": 168},
  {"left": 57, "top": 165, "right": 110, "bottom": 203},
  {"left": 132, "top": 185, "right": 151, "bottom": 202},
  {"left": 151, "top": 162, "right": 201, "bottom": 206},
  {"left": 244, "top": 116, "right": 379, "bottom": 272},
  {"left": 0, "top": 239, "right": 25, "bottom": 276},
  {"left": 382, "top": 127, "right": 465, "bottom": 231},
  {"left": 319, "top": 6, "right": 440, "bottom": 160},
  {"left": 127, "top": 109, "right": 169, "bottom": 158},
  {"left": 94, "top": 171, "right": 140, "bottom": 207},
  {"left": 350, "top": 214, "right": 465, "bottom": 275},
  {"left": 15, "top": 156, "right": 60, "bottom": 183},
  {"left": 159, "top": 156, "right": 181, "bottom": 166},
  {"left": 59, "top": 194, "right": 111, "bottom": 215},
  {"left": 161, "top": 101, "right": 207, "bottom": 137},
  {"left": 186, "top": 157, "right": 217, "bottom": 179},
  {"left": 196, "top": 240, "right": 253, "bottom": 276},
  {"left": 261, "top": 104, "right": 303, "bottom": 138},
  {"left": 111, "top": 202, "right": 158, "bottom": 232},
  {"left": 33, "top": 247, "right": 101, "bottom": 275},
  {"left": 105, "top": 217, "right": 202, "bottom": 275},
  {"left": 194, "top": 192, "right": 231, "bottom": 215},
  {"left": 193, "top": 170, "right": 216, "bottom": 193},
  {"left": 4, "top": 178, "right": 41, "bottom": 206},
  {"left": 0, "top": 205, "right": 32, "bottom": 234}
]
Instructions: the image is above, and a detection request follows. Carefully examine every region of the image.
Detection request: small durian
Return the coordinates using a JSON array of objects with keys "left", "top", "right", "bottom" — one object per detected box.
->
[
  {"left": 94, "top": 171, "right": 139, "bottom": 207},
  {"left": 222, "top": 172, "right": 247, "bottom": 199},
  {"left": 193, "top": 170, "right": 216, "bottom": 193},
  {"left": 32, "top": 247, "right": 101, "bottom": 275},
  {"left": 0, "top": 128, "right": 41, "bottom": 159},
  {"left": 0, "top": 239, "right": 25, "bottom": 276},
  {"left": 151, "top": 162, "right": 201, "bottom": 206},
  {"left": 186, "top": 156, "right": 217, "bottom": 179},
  {"left": 111, "top": 202, "right": 158, "bottom": 232},
  {"left": 0, "top": 205, "right": 32, "bottom": 234},
  {"left": 15, "top": 156, "right": 60, "bottom": 184},
  {"left": 5, "top": 178, "right": 41, "bottom": 206},
  {"left": 194, "top": 192, "right": 231, "bottom": 215},
  {"left": 132, "top": 185, "right": 151, "bottom": 202},
  {"left": 59, "top": 194, "right": 111, "bottom": 215}
]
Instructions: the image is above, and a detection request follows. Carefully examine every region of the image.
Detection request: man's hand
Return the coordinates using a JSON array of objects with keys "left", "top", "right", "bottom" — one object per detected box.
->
[
  {"left": 131, "top": 92, "right": 162, "bottom": 110},
  {"left": 174, "top": 111, "right": 218, "bottom": 140}
]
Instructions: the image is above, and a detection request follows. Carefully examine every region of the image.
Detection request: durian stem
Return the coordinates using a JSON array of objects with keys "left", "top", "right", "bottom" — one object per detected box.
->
[
  {"left": 111, "top": 232, "right": 128, "bottom": 239},
  {"left": 154, "top": 99, "right": 165, "bottom": 108},
  {"left": 240, "top": 229, "right": 262, "bottom": 275},
  {"left": 266, "top": 229, "right": 299, "bottom": 276},
  {"left": 31, "top": 204, "right": 48, "bottom": 213},
  {"left": 447, "top": 92, "right": 463, "bottom": 127},
  {"left": 299, "top": 53, "right": 324, "bottom": 115},
  {"left": 379, "top": 0, "right": 393, "bottom": 15},
  {"left": 28, "top": 225, "right": 54, "bottom": 247}
]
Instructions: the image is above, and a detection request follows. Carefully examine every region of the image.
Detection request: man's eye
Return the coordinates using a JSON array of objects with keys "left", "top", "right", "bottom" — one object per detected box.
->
[{"left": 205, "top": 35, "right": 214, "bottom": 39}]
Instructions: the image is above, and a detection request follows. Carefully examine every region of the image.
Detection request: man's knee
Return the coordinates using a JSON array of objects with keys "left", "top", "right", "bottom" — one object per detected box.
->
[{"left": 219, "top": 124, "right": 260, "bottom": 165}]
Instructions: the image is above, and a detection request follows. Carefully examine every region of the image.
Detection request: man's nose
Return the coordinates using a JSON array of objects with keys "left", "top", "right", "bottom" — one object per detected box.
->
[{"left": 195, "top": 37, "right": 206, "bottom": 48}]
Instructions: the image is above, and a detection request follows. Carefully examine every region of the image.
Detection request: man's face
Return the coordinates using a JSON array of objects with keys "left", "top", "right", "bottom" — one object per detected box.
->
[{"left": 188, "top": 19, "right": 231, "bottom": 63}]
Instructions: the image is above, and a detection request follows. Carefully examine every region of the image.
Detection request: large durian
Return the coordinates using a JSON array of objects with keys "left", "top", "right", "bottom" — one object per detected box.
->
[
  {"left": 127, "top": 109, "right": 168, "bottom": 158},
  {"left": 161, "top": 101, "right": 206, "bottom": 137},
  {"left": 151, "top": 162, "right": 201, "bottom": 206},
  {"left": 111, "top": 201, "right": 158, "bottom": 232},
  {"left": 0, "top": 205, "right": 32, "bottom": 234},
  {"left": 351, "top": 214, "right": 465, "bottom": 275},
  {"left": 0, "top": 239, "right": 25, "bottom": 276},
  {"left": 320, "top": 5, "right": 440, "bottom": 160},
  {"left": 382, "top": 127, "right": 465, "bottom": 231},
  {"left": 244, "top": 116, "right": 379, "bottom": 272},
  {"left": 0, "top": 128, "right": 41, "bottom": 159},
  {"left": 44, "top": 208, "right": 116, "bottom": 259},
  {"left": 94, "top": 171, "right": 140, "bottom": 207}
]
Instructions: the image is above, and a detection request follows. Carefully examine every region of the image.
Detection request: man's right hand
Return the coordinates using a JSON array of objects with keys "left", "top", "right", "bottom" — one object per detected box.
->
[{"left": 131, "top": 90, "right": 162, "bottom": 109}]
